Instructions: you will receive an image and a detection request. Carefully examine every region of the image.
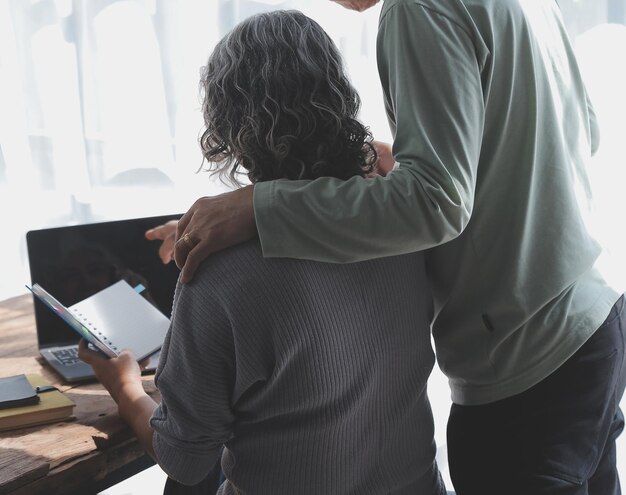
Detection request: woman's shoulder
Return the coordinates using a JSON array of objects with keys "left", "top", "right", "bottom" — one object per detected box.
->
[{"left": 192, "top": 239, "right": 265, "bottom": 285}]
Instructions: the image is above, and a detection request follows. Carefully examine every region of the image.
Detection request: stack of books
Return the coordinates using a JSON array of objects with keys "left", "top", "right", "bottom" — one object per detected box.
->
[{"left": 0, "top": 374, "right": 75, "bottom": 431}]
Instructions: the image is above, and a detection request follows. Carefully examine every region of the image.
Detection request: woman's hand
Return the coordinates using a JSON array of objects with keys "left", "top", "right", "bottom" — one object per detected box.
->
[
  {"left": 78, "top": 340, "right": 158, "bottom": 459},
  {"left": 174, "top": 185, "right": 256, "bottom": 284},
  {"left": 145, "top": 220, "right": 179, "bottom": 264},
  {"left": 78, "top": 340, "right": 147, "bottom": 403}
]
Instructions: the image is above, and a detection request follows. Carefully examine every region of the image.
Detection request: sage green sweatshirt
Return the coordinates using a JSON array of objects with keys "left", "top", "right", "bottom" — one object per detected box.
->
[{"left": 253, "top": 0, "right": 622, "bottom": 405}]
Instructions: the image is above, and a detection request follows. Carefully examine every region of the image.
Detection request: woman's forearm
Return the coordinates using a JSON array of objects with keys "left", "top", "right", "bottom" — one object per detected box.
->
[{"left": 117, "top": 384, "right": 158, "bottom": 459}]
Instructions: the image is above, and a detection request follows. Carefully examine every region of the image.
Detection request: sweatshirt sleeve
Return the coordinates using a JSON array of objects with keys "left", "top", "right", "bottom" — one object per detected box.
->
[
  {"left": 585, "top": 89, "right": 600, "bottom": 156},
  {"left": 150, "top": 279, "right": 235, "bottom": 485},
  {"left": 253, "top": 2, "right": 485, "bottom": 263}
]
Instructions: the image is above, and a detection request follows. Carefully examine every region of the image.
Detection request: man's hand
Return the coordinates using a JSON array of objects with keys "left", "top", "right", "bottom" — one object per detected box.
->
[
  {"left": 78, "top": 340, "right": 147, "bottom": 403},
  {"left": 175, "top": 185, "right": 256, "bottom": 284},
  {"left": 372, "top": 141, "right": 395, "bottom": 176},
  {"left": 145, "top": 220, "right": 179, "bottom": 264}
]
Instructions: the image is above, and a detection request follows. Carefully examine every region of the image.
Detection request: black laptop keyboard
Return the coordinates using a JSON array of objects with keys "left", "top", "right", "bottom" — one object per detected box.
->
[{"left": 51, "top": 347, "right": 80, "bottom": 366}]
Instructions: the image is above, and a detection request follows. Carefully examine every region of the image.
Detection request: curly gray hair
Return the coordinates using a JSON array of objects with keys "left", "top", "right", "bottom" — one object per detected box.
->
[{"left": 199, "top": 10, "right": 376, "bottom": 186}]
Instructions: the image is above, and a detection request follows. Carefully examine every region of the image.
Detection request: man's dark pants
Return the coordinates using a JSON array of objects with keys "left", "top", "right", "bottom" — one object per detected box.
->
[{"left": 448, "top": 295, "right": 626, "bottom": 495}]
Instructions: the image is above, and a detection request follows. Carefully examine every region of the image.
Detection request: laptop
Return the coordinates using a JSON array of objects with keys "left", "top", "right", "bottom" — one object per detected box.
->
[{"left": 26, "top": 214, "right": 182, "bottom": 382}]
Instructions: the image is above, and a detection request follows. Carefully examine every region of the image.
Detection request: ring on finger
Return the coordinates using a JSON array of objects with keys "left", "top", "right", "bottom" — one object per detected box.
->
[{"left": 182, "top": 232, "right": 195, "bottom": 249}]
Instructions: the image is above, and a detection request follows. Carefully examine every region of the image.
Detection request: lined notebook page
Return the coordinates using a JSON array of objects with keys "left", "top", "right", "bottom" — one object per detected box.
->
[{"left": 70, "top": 280, "right": 170, "bottom": 360}]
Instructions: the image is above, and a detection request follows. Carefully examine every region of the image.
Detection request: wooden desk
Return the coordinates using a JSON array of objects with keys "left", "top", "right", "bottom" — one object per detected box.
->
[{"left": 0, "top": 294, "right": 160, "bottom": 495}]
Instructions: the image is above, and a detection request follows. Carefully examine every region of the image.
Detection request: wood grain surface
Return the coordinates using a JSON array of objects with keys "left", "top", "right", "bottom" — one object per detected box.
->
[{"left": 0, "top": 294, "right": 160, "bottom": 495}]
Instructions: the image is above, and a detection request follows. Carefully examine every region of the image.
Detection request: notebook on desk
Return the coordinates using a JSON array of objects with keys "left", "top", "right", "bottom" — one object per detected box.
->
[
  {"left": 0, "top": 374, "right": 75, "bottom": 431},
  {"left": 26, "top": 214, "right": 181, "bottom": 382}
]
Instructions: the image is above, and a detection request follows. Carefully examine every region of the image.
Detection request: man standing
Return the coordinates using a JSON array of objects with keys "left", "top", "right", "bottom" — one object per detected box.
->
[{"left": 159, "top": 1, "right": 625, "bottom": 493}]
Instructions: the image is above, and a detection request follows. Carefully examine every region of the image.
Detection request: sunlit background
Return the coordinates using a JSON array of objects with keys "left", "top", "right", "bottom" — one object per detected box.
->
[{"left": 0, "top": 0, "right": 624, "bottom": 493}]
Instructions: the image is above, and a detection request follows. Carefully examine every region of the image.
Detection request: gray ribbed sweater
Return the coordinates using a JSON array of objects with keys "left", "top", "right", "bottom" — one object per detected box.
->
[{"left": 150, "top": 241, "right": 443, "bottom": 494}]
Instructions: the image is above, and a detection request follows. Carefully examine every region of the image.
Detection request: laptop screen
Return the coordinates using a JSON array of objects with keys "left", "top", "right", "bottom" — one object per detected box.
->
[{"left": 26, "top": 214, "right": 182, "bottom": 347}]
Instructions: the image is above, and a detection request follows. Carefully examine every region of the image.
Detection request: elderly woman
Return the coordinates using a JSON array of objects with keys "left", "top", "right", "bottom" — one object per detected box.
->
[{"left": 80, "top": 10, "right": 444, "bottom": 494}]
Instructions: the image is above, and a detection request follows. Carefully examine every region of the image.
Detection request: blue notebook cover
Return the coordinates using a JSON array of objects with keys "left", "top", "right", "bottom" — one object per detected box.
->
[
  {"left": 27, "top": 280, "right": 170, "bottom": 361},
  {"left": 0, "top": 374, "right": 39, "bottom": 410}
]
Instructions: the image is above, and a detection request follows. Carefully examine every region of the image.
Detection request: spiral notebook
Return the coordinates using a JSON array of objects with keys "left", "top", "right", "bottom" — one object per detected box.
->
[{"left": 27, "top": 280, "right": 170, "bottom": 361}]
